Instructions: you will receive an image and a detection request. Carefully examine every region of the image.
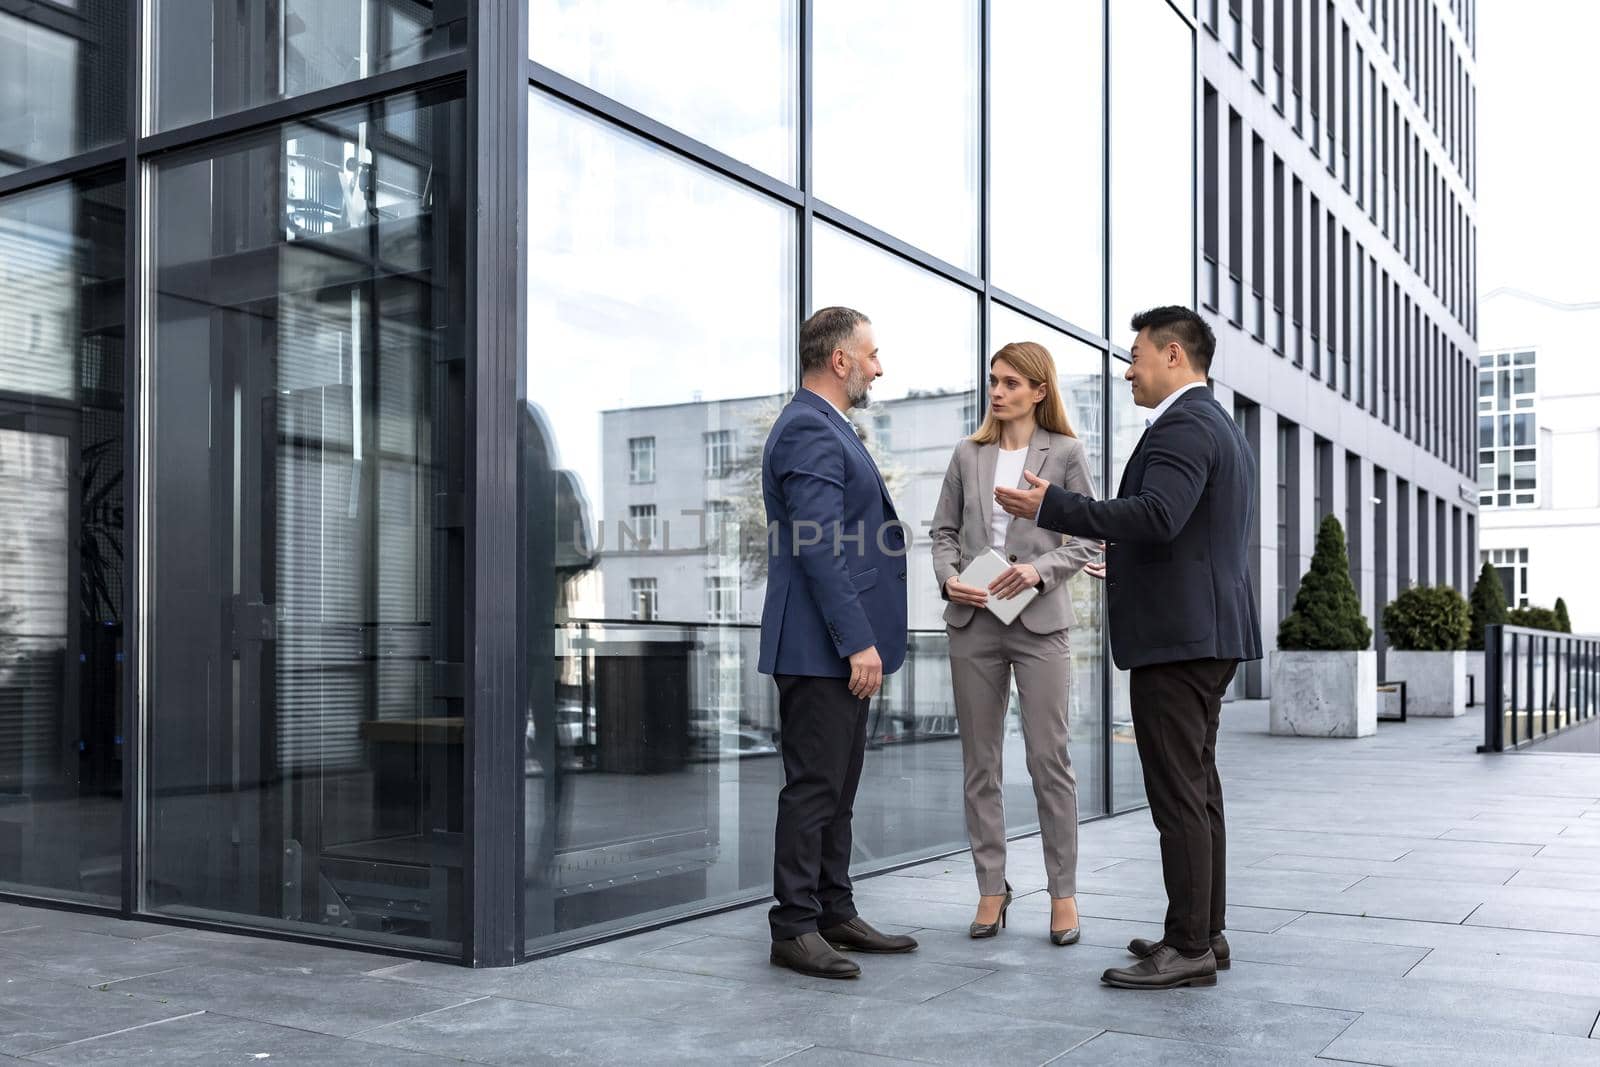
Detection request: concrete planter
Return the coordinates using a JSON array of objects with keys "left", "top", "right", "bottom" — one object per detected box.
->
[
  {"left": 1270, "top": 651, "right": 1378, "bottom": 738},
  {"left": 1387, "top": 650, "right": 1469, "bottom": 717}
]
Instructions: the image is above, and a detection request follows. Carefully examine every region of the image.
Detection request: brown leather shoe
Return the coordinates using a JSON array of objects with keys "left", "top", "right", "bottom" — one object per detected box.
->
[
  {"left": 770, "top": 932, "right": 861, "bottom": 978},
  {"left": 1128, "top": 933, "right": 1231, "bottom": 969},
  {"left": 1102, "top": 944, "right": 1218, "bottom": 989},
  {"left": 820, "top": 916, "right": 918, "bottom": 954}
]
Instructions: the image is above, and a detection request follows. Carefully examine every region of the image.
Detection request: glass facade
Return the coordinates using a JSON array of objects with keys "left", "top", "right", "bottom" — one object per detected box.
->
[{"left": 0, "top": 1, "right": 1195, "bottom": 965}]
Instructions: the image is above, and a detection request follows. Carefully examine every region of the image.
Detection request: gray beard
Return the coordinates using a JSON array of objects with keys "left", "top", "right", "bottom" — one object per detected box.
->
[{"left": 845, "top": 367, "right": 873, "bottom": 409}]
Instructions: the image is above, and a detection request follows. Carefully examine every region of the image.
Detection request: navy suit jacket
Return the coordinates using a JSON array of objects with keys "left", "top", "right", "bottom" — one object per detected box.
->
[
  {"left": 757, "top": 389, "right": 908, "bottom": 678},
  {"left": 1036, "top": 385, "right": 1263, "bottom": 671}
]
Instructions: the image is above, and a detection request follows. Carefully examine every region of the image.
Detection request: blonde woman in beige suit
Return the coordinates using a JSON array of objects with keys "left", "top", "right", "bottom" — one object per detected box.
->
[{"left": 931, "top": 341, "right": 1099, "bottom": 945}]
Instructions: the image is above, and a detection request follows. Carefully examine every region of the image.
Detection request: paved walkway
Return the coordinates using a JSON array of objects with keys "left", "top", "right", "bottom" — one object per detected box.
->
[{"left": 3, "top": 701, "right": 1599, "bottom": 1065}]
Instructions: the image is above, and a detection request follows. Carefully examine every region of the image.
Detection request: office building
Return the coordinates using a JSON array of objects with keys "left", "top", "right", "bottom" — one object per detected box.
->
[
  {"left": 1197, "top": 0, "right": 1479, "bottom": 684},
  {"left": 1477, "top": 288, "right": 1600, "bottom": 631},
  {"left": 0, "top": 0, "right": 1472, "bottom": 967}
]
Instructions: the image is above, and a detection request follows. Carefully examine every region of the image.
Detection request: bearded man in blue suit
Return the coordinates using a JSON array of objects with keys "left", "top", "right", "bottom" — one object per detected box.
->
[{"left": 758, "top": 306, "right": 917, "bottom": 979}]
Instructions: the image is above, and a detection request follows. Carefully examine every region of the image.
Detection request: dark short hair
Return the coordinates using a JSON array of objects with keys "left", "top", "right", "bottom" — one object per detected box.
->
[
  {"left": 1130, "top": 305, "right": 1216, "bottom": 374},
  {"left": 800, "top": 307, "right": 870, "bottom": 376}
]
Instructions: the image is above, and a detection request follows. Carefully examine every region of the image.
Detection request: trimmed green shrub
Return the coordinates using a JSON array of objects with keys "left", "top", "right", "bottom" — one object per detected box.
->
[
  {"left": 1508, "top": 605, "right": 1562, "bottom": 632},
  {"left": 1468, "top": 561, "right": 1507, "bottom": 651},
  {"left": 1554, "top": 598, "right": 1572, "bottom": 634},
  {"left": 1382, "top": 585, "right": 1470, "bottom": 651},
  {"left": 1277, "top": 516, "right": 1373, "bottom": 651}
]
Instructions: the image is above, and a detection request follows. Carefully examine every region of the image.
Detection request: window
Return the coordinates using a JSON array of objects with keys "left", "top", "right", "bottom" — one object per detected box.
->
[
  {"left": 629, "top": 578, "right": 659, "bottom": 621},
  {"left": 1292, "top": 176, "right": 1304, "bottom": 366},
  {"left": 1310, "top": 194, "right": 1321, "bottom": 377},
  {"left": 628, "top": 504, "right": 659, "bottom": 548},
  {"left": 1251, "top": 133, "right": 1265, "bottom": 337},
  {"left": 1228, "top": 109, "right": 1243, "bottom": 324},
  {"left": 1374, "top": 465, "right": 1389, "bottom": 649},
  {"left": 1396, "top": 477, "right": 1411, "bottom": 590},
  {"left": 872, "top": 412, "right": 893, "bottom": 452},
  {"left": 629, "top": 436, "right": 656, "bottom": 484},
  {"left": 1416, "top": 487, "right": 1430, "bottom": 582},
  {"left": 1271, "top": 155, "right": 1285, "bottom": 351},
  {"left": 704, "top": 499, "right": 737, "bottom": 553},
  {"left": 0, "top": 6, "right": 126, "bottom": 175},
  {"left": 704, "top": 429, "right": 735, "bottom": 479},
  {"left": 1484, "top": 550, "right": 1530, "bottom": 613},
  {"left": 1314, "top": 435, "right": 1333, "bottom": 523},
  {"left": 1277, "top": 419, "right": 1300, "bottom": 619},
  {"left": 815, "top": 0, "right": 980, "bottom": 270},
  {"left": 706, "top": 576, "right": 739, "bottom": 622},
  {"left": 1203, "top": 85, "right": 1219, "bottom": 308},
  {"left": 529, "top": 0, "right": 798, "bottom": 181},
  {"left": 1478, "top": 349, "right": 1538, "bottom": 508},
  {"left": 1346, "top": 452, "right": 1363, "bottom": 602}
]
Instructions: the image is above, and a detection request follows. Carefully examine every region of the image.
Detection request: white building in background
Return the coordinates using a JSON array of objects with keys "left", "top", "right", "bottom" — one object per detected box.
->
[{"left": 1477, "top": 288, "right": 1600, "bottom": 632}]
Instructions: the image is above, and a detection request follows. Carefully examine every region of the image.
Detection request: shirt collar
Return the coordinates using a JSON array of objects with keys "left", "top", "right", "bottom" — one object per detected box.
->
[
  {"left": 1145, "top": 381, "right": 1207, "bottom": 428},
  {"left": 802, "top": 387, "right": 852, "bottom": 423}
]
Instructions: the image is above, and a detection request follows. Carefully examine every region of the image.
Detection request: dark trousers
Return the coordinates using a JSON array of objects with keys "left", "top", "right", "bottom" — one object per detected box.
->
[
  {"left": 769, "top": 674, "right": 869, "bottom": 941},
  {"left": 1129, "top": 657, "right": 1239, "bottom": 955}
]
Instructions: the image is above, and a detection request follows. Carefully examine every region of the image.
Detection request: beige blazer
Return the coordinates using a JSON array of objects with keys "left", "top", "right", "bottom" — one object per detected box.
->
[{"left": 930, "top": 426, "right": 1100, "bottom": 635}]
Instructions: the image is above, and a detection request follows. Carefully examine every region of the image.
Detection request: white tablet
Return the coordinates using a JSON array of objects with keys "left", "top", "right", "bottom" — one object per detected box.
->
[{"left": 958, "top": 548, "right": 1039, "bottom": 626}]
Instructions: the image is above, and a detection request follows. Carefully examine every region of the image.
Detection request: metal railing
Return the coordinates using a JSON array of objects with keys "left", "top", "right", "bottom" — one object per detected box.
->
[{"left": 1479, "top": 624, "right": 1600, "bottom": 752}]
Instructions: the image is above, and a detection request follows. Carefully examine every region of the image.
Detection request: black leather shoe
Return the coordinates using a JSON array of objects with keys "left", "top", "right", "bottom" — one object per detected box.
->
[
  {"left": 1102, "top": 944, "right": 1218, "bottom": 989},
  {"left": 820, "top": 916, "right": 918, "bottom": 954},
  {"left": 1127, "top": 933, "right": 1230, "bottom": 970},
  {"left": 770, "top": 932, "right": 861, "bottom": 978}
]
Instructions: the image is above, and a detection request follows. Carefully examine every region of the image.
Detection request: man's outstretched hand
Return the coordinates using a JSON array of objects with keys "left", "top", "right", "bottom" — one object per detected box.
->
[{"left": 994, "top": 469, "right": 1051, "bottom": 520}]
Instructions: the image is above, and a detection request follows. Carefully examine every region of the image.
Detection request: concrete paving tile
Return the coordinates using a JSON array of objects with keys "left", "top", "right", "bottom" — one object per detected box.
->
[
  {"left": 103, "top": 966, "right": 481, "bottom": 1038},
  {"left": 1439, "top": 825, "right": 1567, "bottom": 846},
  {"left": 1217, "top": 959, "right": 1600, "bottom": 1037},
  {"left": 563, "top": 926, "right": 708, "bottom": 962},
  {"left": 765, "top": 1048, "right": 931, "bottom": 1066},
  {"left": 1507, "top": 868, "right": 1600, "bottom": 892},
  {"left": 780, "top": 998, "right": 1103, "bottom": 1066},
  {"left": 1067, "top": 892, "right": 1303, "bottom": 933},
  {"left": 1220, "top": 930, "right": 1429, "bottom": 976},
  {"left": 1278, "top": 911, "right": 1600, "bottom": 964},
  {"left": 626, "top": 932, "right": 993, "bottom": 1004},
  {"left": 1465, "top": 901, "right": 1600, "bottom": 938},
  {"left": 930, "top": 967, "right": 1357, "bottom": 1056},
  {"left": 375, "top": 954, "right": 749, "bottom": 1016},
  {"left": 27, "top": 1011, "right": 482, "bottom": 1066},
  {"left": 1317, "top": 1010, "right": 1600, "bottom": 1067},
  {"left": 1055, "top": 1029, "right": 1325, "bottom": 1065},
  {"left": 0, "top": 971, "right": 200, "bottom": 1058},
  {"left": 145, "top": 928, "right": 404, "bottom": 977},
  {"left": 353, "top": 994, "right": 813, "bottom": 1066},
  {"left": 0, "top": 905, "right": 174, "bottom": 943},
  {"left": 0, "top": 926, "right": 211, "bottom": 985},
  {"left": 1405, "top": 946, "right": 1600, "bottom": 999}
]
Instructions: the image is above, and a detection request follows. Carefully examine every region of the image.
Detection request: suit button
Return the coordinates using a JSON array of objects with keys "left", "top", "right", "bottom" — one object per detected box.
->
[
  {"left": 898, "top": 571, "right": 906, "bottom": 581},
  {"left": 1008, "top": 554, "right": 1018, "bottom": 563}
]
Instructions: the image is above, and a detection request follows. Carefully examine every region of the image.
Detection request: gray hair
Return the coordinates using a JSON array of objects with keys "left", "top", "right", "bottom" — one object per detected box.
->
[{"left": 799, "top": 306, "right": 870, "bottom": 377}]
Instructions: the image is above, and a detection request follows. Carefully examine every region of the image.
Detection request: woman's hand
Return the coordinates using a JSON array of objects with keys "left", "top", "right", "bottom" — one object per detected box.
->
[
  {"left": 1083, "top": 541, "right": 1107, "bottom": 581},
  {"left": 989, "top": 563, "right": 1041, "bottom": 600},
  {"left": 944, "top": 575, "right": 989, "bottom": 607}
]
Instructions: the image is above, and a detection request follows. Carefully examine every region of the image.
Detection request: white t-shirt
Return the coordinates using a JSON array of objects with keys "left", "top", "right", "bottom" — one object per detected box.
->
[{"left": 990, "top": 446, "right": 1029, "bottom": 550}]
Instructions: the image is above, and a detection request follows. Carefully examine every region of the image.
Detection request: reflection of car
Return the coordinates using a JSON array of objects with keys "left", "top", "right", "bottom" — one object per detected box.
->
[
  {"left": 526, "top": 701, "right": 589, "bottom": 758},
  {"left": 691, "top": 725, "right": 778, "bottom": 760}
]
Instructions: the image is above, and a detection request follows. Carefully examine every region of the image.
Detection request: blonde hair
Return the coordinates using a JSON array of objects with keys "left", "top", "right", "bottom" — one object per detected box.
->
[{"left": 969, "top": 341, "right": 1076, "bottom": 444}]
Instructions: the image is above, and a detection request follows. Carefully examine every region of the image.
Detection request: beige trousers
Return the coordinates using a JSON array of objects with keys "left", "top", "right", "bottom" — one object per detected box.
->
[{"left": 947, "top": 610, "right": 1079, "bottom": 898}]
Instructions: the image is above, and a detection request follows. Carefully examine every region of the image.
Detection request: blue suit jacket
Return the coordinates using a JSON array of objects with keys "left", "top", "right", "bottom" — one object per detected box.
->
[{"left": 757, "top": 389, "right": 908, "bottom": 678}]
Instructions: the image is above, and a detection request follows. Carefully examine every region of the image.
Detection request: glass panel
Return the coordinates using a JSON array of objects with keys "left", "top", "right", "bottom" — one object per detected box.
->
[
  {"left": 991, "top": 0, "right": 1104, "bottom": 332},
  {"left": 0, "top": 173, "right": 125, "bottom": 903},
  {"left": 525, "top": 90, "right": 796, "bottom": 950},
  {"left": 991, "top": 303, "right": 1107, "bottom": 816},
  {"left": 1109, "top": 355, "right": 1146, "bottom": 810},
  {"left": 814, "top": 0, "right": 980, "bottom": 270},
  {"left": 1513, "top": 413, "right": 1533, "bottom": 447},
  {"left": 145, "top": 87, "right": 466, "bottom": 951},
  {"left": 1513, "top": 365, "right": 1535, "bottom": 395},
  {"left": 1111, "top": 0, "right": 1195, "bottom": 336},
  {"left": 151, "top": 1, "right": 466, "bottom": 131},
  {"left": 530, "top": 0, "right": 798, "bottom": 182},
  {"left": 0, "top": 6, "right": 126, "bottom": 175}
]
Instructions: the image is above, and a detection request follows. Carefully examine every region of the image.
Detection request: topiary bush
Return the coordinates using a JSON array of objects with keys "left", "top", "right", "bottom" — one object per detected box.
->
[
  {"left": 1382, "top": 585, "right": 1470, "bottom": 651},
  {"left": 1277, "top": 515, "right": 1373, "bottom": 651},
  {"left": 1468, "top": 561, "right": 1507, "bottom": 651},
  {"left": 1554, "top": 597, "right": 1572, "bottom": 634},
  {"left": 1507, "top": 605, "right": 1562, "bottom": 631}
]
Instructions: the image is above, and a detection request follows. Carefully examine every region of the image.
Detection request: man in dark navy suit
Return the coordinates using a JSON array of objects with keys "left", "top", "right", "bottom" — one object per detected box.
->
[
  {"left": 997, "top": 306, "right": 1262, "bottom": 990},
  {"left": 758, "top": 306, "right": 917, "bottom": 979}
]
